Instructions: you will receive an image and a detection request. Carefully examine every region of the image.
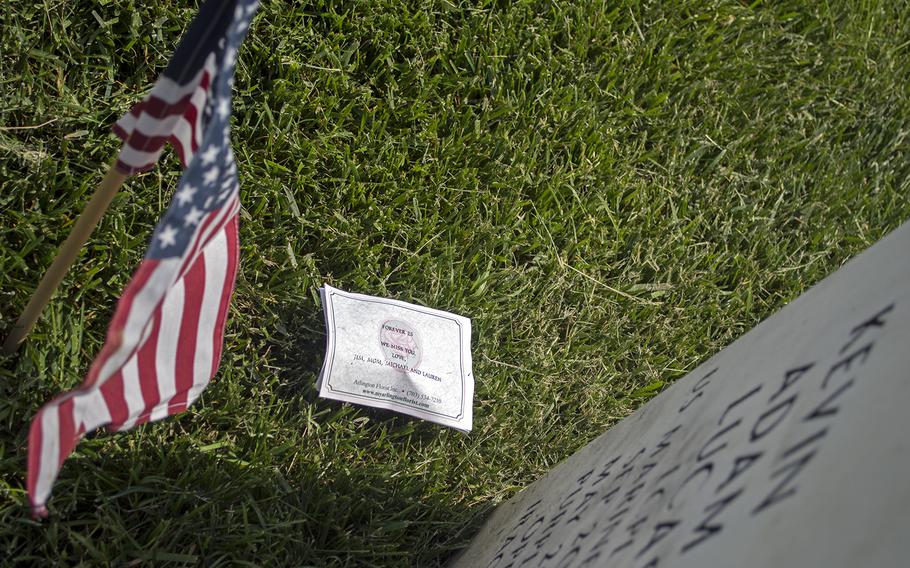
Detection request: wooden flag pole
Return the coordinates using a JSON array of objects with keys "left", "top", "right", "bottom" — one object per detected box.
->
[{"left": 3, "top": 166, "right": 128, "bottom": 354}]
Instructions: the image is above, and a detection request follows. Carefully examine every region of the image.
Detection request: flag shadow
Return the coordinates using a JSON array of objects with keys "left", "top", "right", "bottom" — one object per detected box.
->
[{"left": 9, "top": 429, "right": 488, "bottom": 565}]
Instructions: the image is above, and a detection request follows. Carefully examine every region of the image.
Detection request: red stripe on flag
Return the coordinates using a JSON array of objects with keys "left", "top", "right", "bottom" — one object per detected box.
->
[
  {"left": 100, "top": 370, "right": 128, "bottom": 427},
  {"left": 135, "top": 312, "right": 163, "bottom": 426},
  {"left": 170, "top": 253, "right": 207, "bottom": 413},
  {"left": 118, "top": 131, "right": 173, "bottom": 157},
  {"left": 123, "top": 130, "right": 168, "bottom": 151},
  {"left": 211, "top": 216, "right": 240, "bottom": 375},
  {"left": 56, "top": 398, "right": 77, "bottom": 469},
  {"left": 26, "top": 408, "right": 45, "bottom": 516},
  {"left": 111, "top": 123, "right": 131, "bottom": 143},
  {"left": 133, "top": 71, "right": 211, "bottom": 120}
]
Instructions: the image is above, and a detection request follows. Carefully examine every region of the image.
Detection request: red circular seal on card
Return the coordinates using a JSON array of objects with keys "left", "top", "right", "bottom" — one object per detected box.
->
[{"left": 379, "top": 319, "right": 421, "bottom": 370}]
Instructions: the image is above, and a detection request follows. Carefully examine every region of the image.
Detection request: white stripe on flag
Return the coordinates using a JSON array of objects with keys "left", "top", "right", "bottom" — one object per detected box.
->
[
  {"left": 187, "top": 228, "right": 228, "bottom": 404},
  {"left": 117, "top": 355, "right": 144, "bottom": 431},
  {"left": 74, "top": 388, "right": 112, "bottom": 433},
  {"left": 117, "top": 143, "right": 167, "bottom": 171},
  {"left": 125, "top": 111, "right": 183, "bottom": 139},
  {"left": 115, "top": 112, "right": 137, "bottom": 133},
  {"left": 171, "top": 115, "right": 194, "bottom": 164},
  {"left": 189, "top": 86, "right": 208, "bottom": 155},
  {"left": 150, "top": 279, "right": 185, "bottom": 422},
  {"left": 34, "top": 405, "right": 61, "bottom": 511}
]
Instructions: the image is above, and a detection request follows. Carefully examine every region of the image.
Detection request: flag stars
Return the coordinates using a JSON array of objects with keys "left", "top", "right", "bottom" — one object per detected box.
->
[
  {"left": 225, "top": 47, "right": 238, "bottom": 67},
  {"left": 157, "top": 225, "right": 178, "bottom": 248},
  {"left": 203, "top": 166, "right": 221, "bottom": 186},
  {"left": 200, "top": 145, "right": 220, "bottom": 165},
  {"left": 175, "top": 184, "right": 197, "bottom": 206},
  {"left": 184, "top": 207, "right": 204, "bottom": 227},
  {"left": 216, "top": 99, "right": 231, "bottom": 120}
]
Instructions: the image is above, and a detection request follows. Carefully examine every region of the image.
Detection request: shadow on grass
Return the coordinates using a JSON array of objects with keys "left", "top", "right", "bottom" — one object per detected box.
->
[
  {"left": 261, "top": 300, "right": 493, "bottom": 565},
  {"left": 0, "top": 427, "right": 490, "bottom": 566},
  {"left": 0, "top": 303, "right": 490, "bottom": 566}
]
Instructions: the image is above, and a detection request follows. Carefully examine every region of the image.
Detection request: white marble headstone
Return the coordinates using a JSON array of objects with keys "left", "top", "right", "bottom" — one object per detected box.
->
[{"left": 453, "top": 222, "right": 910, "bottom": 568}]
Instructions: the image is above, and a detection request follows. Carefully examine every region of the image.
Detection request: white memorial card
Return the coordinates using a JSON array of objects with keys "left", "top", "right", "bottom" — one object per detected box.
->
[{"left": 317, "top": 285, "right": 474, "bottom": 431}]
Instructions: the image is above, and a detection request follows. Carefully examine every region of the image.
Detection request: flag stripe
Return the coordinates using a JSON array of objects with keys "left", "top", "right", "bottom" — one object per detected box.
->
[
  {"left": 187, "top": 219, "right": 238, "bottom": 407},
  {"left": 56, "top": 400, "right": 76, "bottom": 470},
  {"left": 119, "top": 357, "right": 145, "bottom": 431},
  {"left": 210, "top": 216, "right": 239, "bottom": 378},
  {"left": 136, "top": 312, "right": 163, "bottom": 425},
  {"left": 192, "top": 88, "right": 206, "bottom": 151},
  {"left": 27, "top": 408, "right": 46, "bottom": 514},
  {"left": 169, "top": 116, "right": 194, "bottom": 165},
  {"left": 171, "top": 248, "right": 207, "bottom": 413},
  {"left": 77, "top": 387, "right": 112, "bottom": 433},
  {"left": 150, "top": 280, "right": 185, "bottom": 422},
  {"left": 115, "top": 148, "right": 165, "bottom": 175},
  {"left": 99, "top": 370, "right": 128, "bottom": 426},
  {"left": 34, "top": 404, "right": 60, "bottom": 512}
]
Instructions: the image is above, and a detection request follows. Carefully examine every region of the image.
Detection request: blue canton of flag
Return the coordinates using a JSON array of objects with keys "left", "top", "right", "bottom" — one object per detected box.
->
[{"left": 148, "top": 141, "right": 240, "bottom": 259}]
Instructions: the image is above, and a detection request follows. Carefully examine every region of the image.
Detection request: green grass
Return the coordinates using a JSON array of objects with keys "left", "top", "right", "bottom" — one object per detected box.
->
[{"left": 2, "top": 0, "right": 909, "bottom": 564}]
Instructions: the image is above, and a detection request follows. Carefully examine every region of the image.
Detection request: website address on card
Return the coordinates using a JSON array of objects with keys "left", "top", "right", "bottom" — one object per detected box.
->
[{"left": 362, "top": 389, "right": 431, "bottom": 409}]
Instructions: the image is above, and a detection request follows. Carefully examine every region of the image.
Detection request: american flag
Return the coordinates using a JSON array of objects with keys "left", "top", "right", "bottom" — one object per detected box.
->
[{"left": 27, "top": 0, "right": 259, "bottom": 517}]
